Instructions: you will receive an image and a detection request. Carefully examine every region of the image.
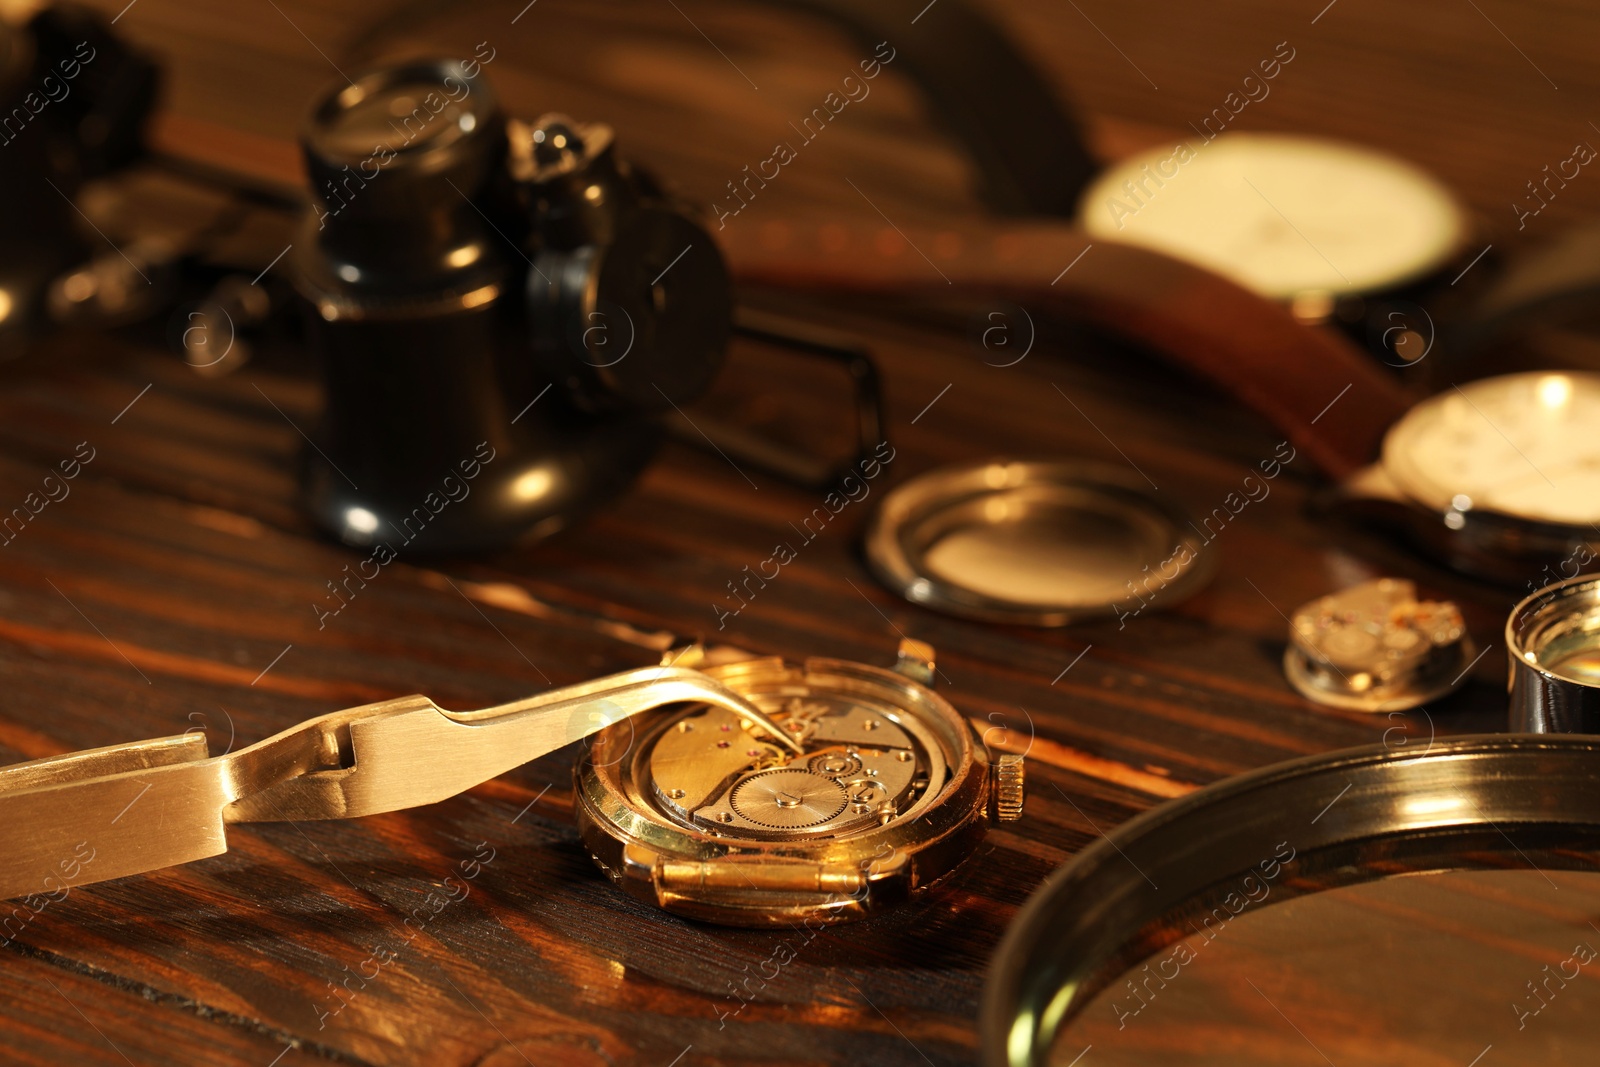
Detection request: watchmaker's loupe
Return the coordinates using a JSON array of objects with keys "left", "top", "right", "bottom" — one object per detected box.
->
[{"left": 1508, "top": 574, "right": 1600, "bottom": 732}]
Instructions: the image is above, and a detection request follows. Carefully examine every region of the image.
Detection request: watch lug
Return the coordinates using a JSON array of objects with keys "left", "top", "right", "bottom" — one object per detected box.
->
[
  {"left": 656, "top": 858, "right": 866, "bottom": 895},
  {"left": 621, "top": 842, "right": 661, "bottom": 882},
  {"left": 893, "top": 638, "right": 937, "bottom": 687}
]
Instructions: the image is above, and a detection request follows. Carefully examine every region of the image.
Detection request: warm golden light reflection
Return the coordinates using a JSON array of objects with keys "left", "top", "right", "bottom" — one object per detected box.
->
[
  {"left": 1401, "top": 795, "right": 1467, "bottom": 818},
  {"left": 512, "top": 469, "right": 553, "bottom": 501},
  {"left": 1539, "top": 374, "right": 1573, "bottom": 408},
  {"left": 343, "top": 506, "right": 379, "bottom": 535}
]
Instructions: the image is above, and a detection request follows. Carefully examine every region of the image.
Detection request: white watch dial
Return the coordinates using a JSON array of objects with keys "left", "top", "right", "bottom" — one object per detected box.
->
[
  {"left": 1383, "top": 372, "right": 1600, "bottom": 525},
  {"left": 1078, "top": 133, "right": 1467, "bottom": 301}
]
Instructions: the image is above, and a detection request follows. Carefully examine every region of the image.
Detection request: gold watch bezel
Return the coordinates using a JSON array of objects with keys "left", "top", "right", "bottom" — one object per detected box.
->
[{"left": 573, "top": 643, "right": 1014, "bottom": 926}]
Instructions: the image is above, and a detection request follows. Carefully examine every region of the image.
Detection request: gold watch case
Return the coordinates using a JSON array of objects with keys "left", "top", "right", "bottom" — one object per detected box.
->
[{"left": 574, "top": 639, "right": 1025, "bottom": 926}]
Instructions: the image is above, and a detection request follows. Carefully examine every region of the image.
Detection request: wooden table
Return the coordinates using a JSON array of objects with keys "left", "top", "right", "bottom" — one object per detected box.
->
[{"left": 0, "top": 1, "right": 1588, "bottom": 1063}]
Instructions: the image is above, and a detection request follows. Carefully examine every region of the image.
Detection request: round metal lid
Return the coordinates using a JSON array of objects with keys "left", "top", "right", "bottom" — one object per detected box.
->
[
  {"left": 981, "top": 734, "right": 1600, "bottom": 1067},
  {"left": 864, "top": 459, "right": 1217, "bottom": 626}
]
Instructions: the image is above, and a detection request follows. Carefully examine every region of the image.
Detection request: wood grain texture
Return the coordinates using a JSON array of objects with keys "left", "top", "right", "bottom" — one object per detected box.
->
[{"left": 0, "top": 0, "right": 1580, "bottom": 1064}]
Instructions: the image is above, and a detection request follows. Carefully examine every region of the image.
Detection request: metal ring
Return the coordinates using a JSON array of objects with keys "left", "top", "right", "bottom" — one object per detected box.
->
[
  {"left": 864, "top": 459, "right": 1217, "bottom": 626},
  {"left": 980, "top": 734, "right": 1600, "bottom": 1066}
]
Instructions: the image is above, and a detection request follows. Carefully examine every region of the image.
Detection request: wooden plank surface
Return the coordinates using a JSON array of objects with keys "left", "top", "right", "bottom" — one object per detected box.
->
[{"left": 0, "top": 0, "right": 1586, "bottom": 1063}]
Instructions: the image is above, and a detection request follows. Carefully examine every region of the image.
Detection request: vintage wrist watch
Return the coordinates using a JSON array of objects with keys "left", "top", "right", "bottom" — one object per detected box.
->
[
  {"left": 1077, "top": 132, "right": 1477, "bottom": 366},
  {"left": 1335, "top": 370, "right": 1600, "bottom": 582},
  {"left": 1079, "top": 133, "right": 1600, "bottom": 385},
  {"left": 0, "top": 640, "right": 1022, "bottom": 926},
  {"left": 578, "top": 638, "right": 1024, "bottom": 925}
]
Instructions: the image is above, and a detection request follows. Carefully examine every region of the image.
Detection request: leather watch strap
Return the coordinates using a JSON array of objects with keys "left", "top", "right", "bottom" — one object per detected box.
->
[
  {"left": 718, "top": 216, "right": 1415, "bottom": 479},
  {"left": 762, "top": 0, "right": 1096, "bottom": 217}
]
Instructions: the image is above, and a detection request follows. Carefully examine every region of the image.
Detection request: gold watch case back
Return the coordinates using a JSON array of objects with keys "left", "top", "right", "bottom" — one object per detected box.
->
[{"left": 574, "top": 642, "right": 1022, "bottom": 926}]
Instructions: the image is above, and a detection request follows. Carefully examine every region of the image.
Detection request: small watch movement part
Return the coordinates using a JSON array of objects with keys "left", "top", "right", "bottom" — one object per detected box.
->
[{"left": 1284, "top": 577, "right": 1473, "bottom": 712}]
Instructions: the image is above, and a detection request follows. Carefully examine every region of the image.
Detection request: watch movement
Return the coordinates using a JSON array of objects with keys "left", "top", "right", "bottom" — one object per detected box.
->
[
  {"left": 1283, "top": 577, "right": 1473, "bottom": 712},
  {"left": 577, "top": 639, "right": 1025, "bottom": 925}
]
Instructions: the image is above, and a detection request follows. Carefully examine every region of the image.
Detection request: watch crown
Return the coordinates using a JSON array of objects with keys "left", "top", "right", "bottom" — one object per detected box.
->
[{"left": 992, "top": 753, "right": 1025, "bottom": 822}]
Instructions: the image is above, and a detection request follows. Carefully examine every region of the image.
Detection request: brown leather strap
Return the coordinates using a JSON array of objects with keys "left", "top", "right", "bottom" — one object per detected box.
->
[
  {"left": 151, "top": 113, "right": 303, "bottom": 192},
  {"left": 758, "top": 0, "right": 1096, "bottom": 216},
  {"left": 718, "top": 216, "right": 1415, "bottom": 479}
]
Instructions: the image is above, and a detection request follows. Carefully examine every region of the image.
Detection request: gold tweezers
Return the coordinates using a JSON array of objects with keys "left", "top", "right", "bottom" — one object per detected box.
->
[{"left": 0, "top": 665, "right": 800, "bottom": 901}]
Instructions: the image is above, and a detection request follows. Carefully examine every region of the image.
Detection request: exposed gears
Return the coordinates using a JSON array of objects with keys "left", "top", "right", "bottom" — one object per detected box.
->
[
  {"left": 807, "top": 751, "right": 864, "bottom": 779},
  {"left": 577, "top": 644, "right": 1024, "bottom": 925},
  {"left": 729, "top": 769, "right": 848, "bottom": 829},
  {"left": 654, "top": 699, "right": 925, "bottom": 838}
]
